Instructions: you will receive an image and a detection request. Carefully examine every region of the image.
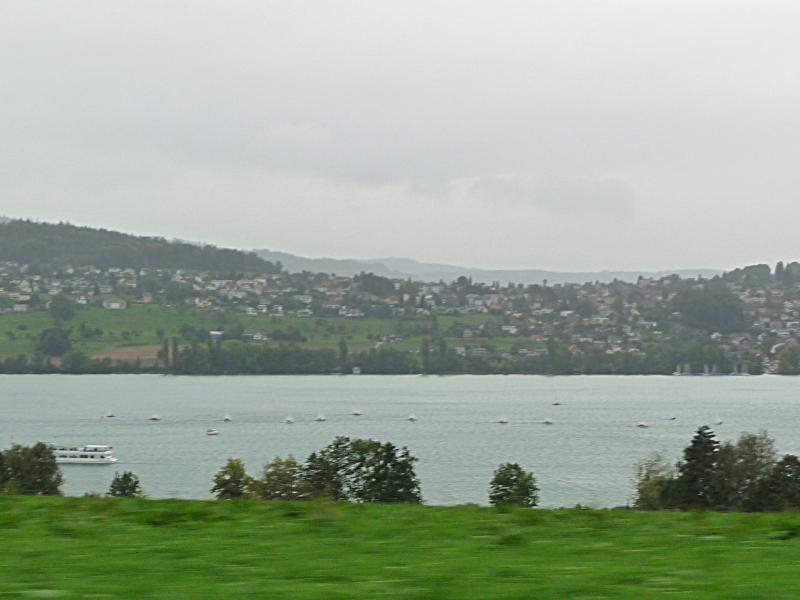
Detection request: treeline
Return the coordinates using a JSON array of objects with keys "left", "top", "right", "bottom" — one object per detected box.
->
[
  {"left": 212, "top": 437, "right": 422, "bottom": 503},
  {"left": 0, "top": 220, "right": 279, "bottom": 272},
  {"left": 635, "top": 427, "right": 800, "bottom": 511},
  {"left": 0, "top": 338, "right": 757, "bottom": 376}
]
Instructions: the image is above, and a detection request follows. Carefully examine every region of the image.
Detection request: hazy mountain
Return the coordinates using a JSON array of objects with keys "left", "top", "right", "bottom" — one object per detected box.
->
[{"left": 256, "top": 249, "right": 721, "bottom": 284}]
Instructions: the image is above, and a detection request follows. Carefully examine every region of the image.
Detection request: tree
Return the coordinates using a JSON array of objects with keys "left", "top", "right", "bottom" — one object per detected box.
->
[
  {"left": 108, "top": 471, "right": 143, "bottom": 497},
  {"left": 61, "top": 350, "right": 89, "bottom": 372},
  {"left": 304, "top": 437, "right": 421, "bottom": 503},
  {"left": 250, "top": 456, "right": 310, "bottom": 500},
  {"left": 489, "top": 463, "right": 539, "bottom": 508},
  {"left": 664, "top": 426, "right": 719, "bottom": 508},
  {"left": 37, "top": 328, "right": 71, "bottom": 357},
  {"left": 211, "top": 458, "right": 251, "bottom": 499},
  {"left": 709, "top": 431, "right": 776, "bottom": 510},
  {"left": 673, "top": 284, "right": 746, "bottom": 333},
  {"left": 0, "top": 443, "right": 63, "bottom": 495},
  {"left": 633, "top": 453, "right": 674, "bottom": 510},
  {"left": 750, "top": 454, "right": 800, "bottom": 511},
  {"left": 49, "top": 294, "right": 76, "bottom": 321},
  {"left": 338, "top": 338, "right": 348, "bottom": 369}
]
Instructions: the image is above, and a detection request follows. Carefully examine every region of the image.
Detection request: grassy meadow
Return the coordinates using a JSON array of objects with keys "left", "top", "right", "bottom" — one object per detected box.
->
[{"left": 2, "top": 496, "right": 800, "bottom": 598}]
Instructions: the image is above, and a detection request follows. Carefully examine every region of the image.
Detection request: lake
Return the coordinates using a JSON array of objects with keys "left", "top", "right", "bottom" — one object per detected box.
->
[{"left": 1, "top": 374, "right": 798, "bottom": 507}]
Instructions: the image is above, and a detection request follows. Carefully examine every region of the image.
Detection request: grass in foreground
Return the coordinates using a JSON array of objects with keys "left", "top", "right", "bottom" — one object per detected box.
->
[{"left": 2, "top": 497, "right": 800, "bottom": 598}]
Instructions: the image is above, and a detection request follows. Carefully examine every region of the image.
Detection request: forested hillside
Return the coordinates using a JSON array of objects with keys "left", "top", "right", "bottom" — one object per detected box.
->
[{"left": 0, "top": 220, "right": 279, "bottom": 272}]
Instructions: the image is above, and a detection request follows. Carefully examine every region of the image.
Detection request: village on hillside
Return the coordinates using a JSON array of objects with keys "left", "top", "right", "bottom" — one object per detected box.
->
[{"left": 2, "top": 259, "right": 800, "bottom": 375}]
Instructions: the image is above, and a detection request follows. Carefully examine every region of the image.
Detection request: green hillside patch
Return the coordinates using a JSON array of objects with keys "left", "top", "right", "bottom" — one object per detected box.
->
[
  {"left": 2, "top": 497, "right": 800, "bottom": 598},
  {"left": 0, "top": 304, "right": 502, "bottom": 361}
]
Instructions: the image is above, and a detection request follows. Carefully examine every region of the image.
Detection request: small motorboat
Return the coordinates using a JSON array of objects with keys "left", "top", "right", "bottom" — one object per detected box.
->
[
  {"left": 314, "top": 414, "right": 326, "bottom": 422},
  {"left": 206, "top": 428, "right": 219, "bottom": 436},
  {"left": 497, "top": 417, "right": 509, "bottom": 424},
  {"left": 105, "top": 411, "right": 116, "bottom": 418},
  {"left": 637, "top": 422, "right": 650, "bottom": 429},
  {"left": 407, "top": 414, "right": 418, "bottom": 422},
  {"left": 285, "top": 416, "right": 294, "bottom": 424},
  {"left": 542, "top": 418, "right": 554, "bottom": 425},
  {"left": 715, "top": 417, "right": 723, "bottom": 426},
  {"left": 667, "top": 416, "right": 677, "bottom": 421},
  {"left": 352, "top": 409, "right": 363, "bottom": 416},
  {"left": 223, "top": 414, "right": 232, "bottom": 422},
  {"left": 552, "top": 402, "right": 562, "bottom": 406},
  {"left": 148, "top": 414, "right": 161, "bottom": 421}
]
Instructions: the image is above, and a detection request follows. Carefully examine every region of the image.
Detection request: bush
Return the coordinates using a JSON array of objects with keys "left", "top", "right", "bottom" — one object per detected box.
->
[{"left": 489, "top": 463, "right": 538, "bottom": 508}]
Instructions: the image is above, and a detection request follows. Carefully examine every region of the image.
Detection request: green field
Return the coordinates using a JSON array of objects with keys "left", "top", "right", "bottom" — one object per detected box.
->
[
  {"left": 3, "top": 497, "right": 800, "bottom": 598},
  {"left": 0, "top": 305, "right": 504, "bottom": 359}
]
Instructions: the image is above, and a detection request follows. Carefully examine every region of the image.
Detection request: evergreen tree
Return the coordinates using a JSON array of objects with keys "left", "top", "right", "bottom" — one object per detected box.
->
[
  {"left": 107, "top": 471, "right": 143, "bottom": 498},
  {"left": 664, "top": 426, "right": 718, "bottom": 508}
]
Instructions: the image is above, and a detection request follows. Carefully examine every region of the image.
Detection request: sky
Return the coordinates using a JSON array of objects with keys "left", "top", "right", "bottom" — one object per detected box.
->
[{"left": 2, "top": 1, "right": 800, "bottom": 271}]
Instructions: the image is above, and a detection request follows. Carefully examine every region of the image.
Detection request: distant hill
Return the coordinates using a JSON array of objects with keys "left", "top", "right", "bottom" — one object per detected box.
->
[
  {"left": 0, "top": 220, "right": 279, "bottom": 273},
  {"left": 256, "top": 249, "right": 720, "bottom": 284}
]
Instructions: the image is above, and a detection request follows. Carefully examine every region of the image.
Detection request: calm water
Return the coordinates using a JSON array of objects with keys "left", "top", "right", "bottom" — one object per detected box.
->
[{"left": 1, "top": 374, "right": 798, "bottom": 507}]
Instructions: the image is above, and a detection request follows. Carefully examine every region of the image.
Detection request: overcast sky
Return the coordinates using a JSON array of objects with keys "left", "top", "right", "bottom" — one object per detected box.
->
[{"left": 2, "top": 1, "right": 799, "bottom": 271}]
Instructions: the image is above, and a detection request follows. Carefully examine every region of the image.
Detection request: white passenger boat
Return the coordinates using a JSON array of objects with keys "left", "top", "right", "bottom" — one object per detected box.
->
[{"left": 48, "top": 444, "right": 118, "bottom": 464}]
